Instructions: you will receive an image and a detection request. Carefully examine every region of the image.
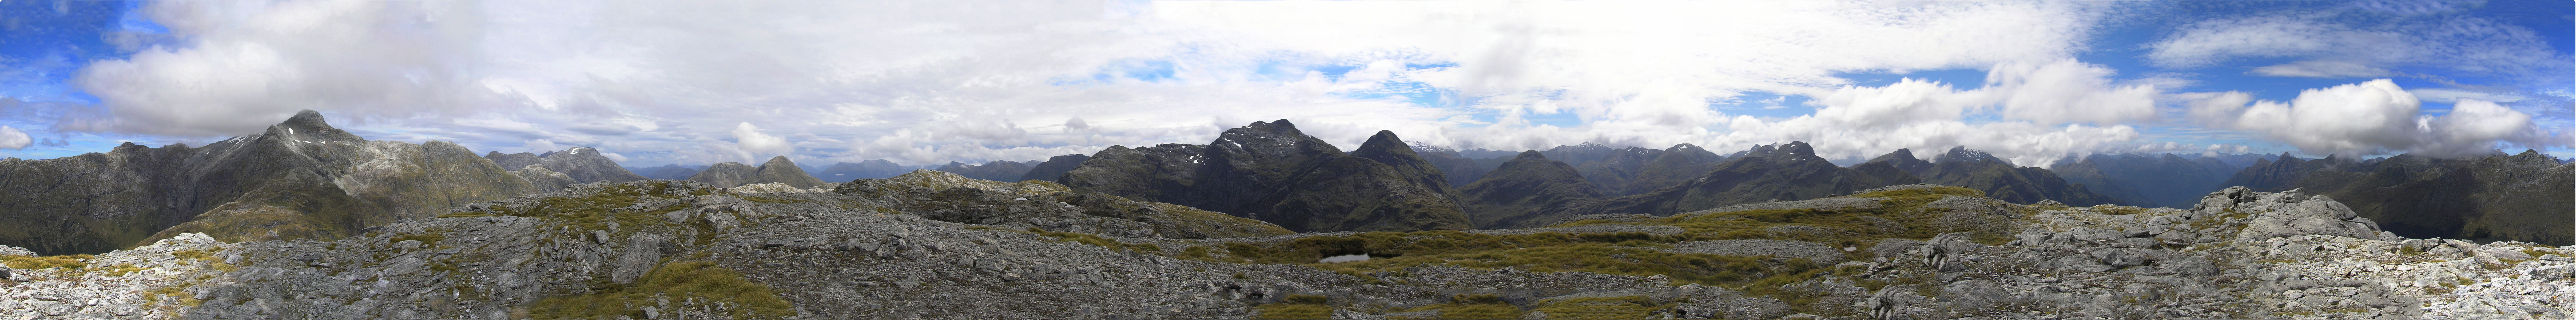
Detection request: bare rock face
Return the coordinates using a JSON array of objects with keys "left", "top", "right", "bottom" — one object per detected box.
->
[
  {"left": 483, "top": 147, "right": 647, "bottom": 184},
  {"left": 0, "top": 110, "right": 538, "bottom": 255},
  {"left": 510, "top": 164, "right": 579, "bottom": 192}
]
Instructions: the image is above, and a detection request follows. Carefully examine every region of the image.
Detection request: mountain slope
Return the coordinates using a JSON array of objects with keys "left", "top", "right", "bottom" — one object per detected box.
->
[
  {"left": 1058, "top": 120, "right": 1470, "bottom": 232},
  {"left": 1577, "top": 142, "right": 1918, "bottom": 216},
  {"left": 631, "top": 164, "right": 705, "bottom": 180},
  {"left": 813, "top": 159, "right": 909, "bottom": 182},
  {"left": 1456, "top": 151, "right": 1606, "bottom": 229},
  {"left": 2050, "top": 153, "right": 2235, "bottom": 208},
  {"left": 935, "top": 160, "right": 1036, "bottom": 182},
  {"left": 483, "top": 147, "right": 650, "bottom": 184},
  {"left": 2224, "top": 150, "right": 2574, "bottom": 245},
  {"left": 1017, "top": 154, "right": 1093, "bottom": 182},
  {"left": 0, "top": 110, "right": 536, "bottom": 255},
  {"left": 685, "top": 156, "right": 828, "bottom": 188},
  {"left": 1893, "top": 147, "right": 2125, "bottom": 206}
]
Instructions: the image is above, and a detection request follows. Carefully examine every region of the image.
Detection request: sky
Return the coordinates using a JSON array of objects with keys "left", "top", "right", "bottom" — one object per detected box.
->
[{"left": 3, "top": 0, "right": 2569, "bottom": 168}]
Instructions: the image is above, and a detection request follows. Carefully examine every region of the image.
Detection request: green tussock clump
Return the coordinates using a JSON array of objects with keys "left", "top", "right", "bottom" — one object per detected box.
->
[
  {"left": 1255, "top": 295, "right": 1336, "bottom": 319},
  {"left": 2, "top": 254, "right": 94, "bottom": 270},
  {"left": 529, "top": 261, "right": 793, "bottom": 320}
]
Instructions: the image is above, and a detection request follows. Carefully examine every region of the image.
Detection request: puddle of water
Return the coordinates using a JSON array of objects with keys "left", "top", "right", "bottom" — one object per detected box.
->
[{"left": 1317, "top": 254, "right": 1370, "bottom": 263}]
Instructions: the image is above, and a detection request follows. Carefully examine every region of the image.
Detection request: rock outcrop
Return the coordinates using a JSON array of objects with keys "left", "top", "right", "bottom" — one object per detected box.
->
[
  {"left": 3, "top": 180, "right": 2566, "bottom": 320},
  {"left": 0, "top": 110, "right": 537, "bottom": 255}
]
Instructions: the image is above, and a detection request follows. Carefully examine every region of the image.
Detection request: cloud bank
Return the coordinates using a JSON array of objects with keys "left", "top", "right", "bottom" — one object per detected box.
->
[{"left": 2188, "top": 79, "right": 2556, "bottom": 158}]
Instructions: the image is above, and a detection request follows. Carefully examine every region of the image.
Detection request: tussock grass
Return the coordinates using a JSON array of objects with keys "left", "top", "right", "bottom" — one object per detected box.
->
[
  {"left": 2, "top": 254, "right": 94, "bottom": 270},
  {"left": 1255, "top": 295, "right": 1336, "bottom": 319},
  {"left": 529, "top": 261, "right": 793, "bottom": 320},
  {"left": 1531, "top": 295, "right": 1664, "bottom": 320}
]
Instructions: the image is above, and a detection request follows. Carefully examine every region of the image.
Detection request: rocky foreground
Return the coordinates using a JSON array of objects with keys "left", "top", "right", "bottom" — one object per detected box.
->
[{"left": 2, "top": 172, "right": 2569, "bottom": 319}]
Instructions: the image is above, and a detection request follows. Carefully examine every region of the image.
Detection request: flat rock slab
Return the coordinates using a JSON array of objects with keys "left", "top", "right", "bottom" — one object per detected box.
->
[
  {"left": 1687, "top": 197, "right": 1886, "bottom": 215},
  {"left": 1658, "top": 239, "right": 1845, "bottom": 263}
]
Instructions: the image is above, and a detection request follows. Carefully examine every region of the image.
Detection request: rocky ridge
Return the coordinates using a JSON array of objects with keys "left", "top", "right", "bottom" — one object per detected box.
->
[{"left": 1, "top": 177, "right": 2568, "bottom": 319}]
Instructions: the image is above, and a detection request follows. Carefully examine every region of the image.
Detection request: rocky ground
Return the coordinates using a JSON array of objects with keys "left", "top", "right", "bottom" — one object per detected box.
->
[{"left": 2, "top": 175, "right": 2568, "bottom": 319}]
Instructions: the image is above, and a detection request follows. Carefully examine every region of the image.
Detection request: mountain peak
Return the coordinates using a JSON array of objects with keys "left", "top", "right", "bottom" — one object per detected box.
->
[
  {"left": 1514, "top": 150, "right": 1548, "bottom": 160},
  {"left": 1870, "top": 148, "right": 1919, "bottom": 163},
  {"left": 1937, "top": 146, "right": 2009, "bottom": 166},
  {"left": 283, "top": 109, "right": 329, "bottom": 128},
  {"left": 1779, "top": 141, "right": 1816, "bottom": 159},
  {"left": 762, "top": 156, "right": 799, "bottom": 169}
]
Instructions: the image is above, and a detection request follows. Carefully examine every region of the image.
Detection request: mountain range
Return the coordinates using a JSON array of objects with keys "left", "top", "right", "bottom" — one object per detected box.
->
[{"left": 5, "top": 114, "right": 2566, "bottom": 258}]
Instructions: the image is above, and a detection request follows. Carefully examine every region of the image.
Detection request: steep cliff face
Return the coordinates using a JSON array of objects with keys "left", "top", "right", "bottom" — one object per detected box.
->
[
  {"left": 1456, "top": 151, "right": 1605, "bottom": 229},
  {"left": 1056, "top": 121, "right": 1470, "bottom": 232},
  {"left": 1577, "top": 142, "right": 1918, "bottom": 216},
  {"left": 2223, "top": 150, "right": 2575, "bottom": 245},
  {"left": 0, "top": 110, "right": 537, "bottom": 255}
]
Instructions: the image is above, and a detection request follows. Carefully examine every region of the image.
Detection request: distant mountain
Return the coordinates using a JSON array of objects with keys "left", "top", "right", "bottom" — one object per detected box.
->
[
  {"left": 482, "top": 147, "right": 649, "bottom": 185},
  {"left": 1456, "top": 151, "right": 1605, "bottom": 229},
  {"left": 0, "top": 110, "right": 537, "bottom": 255},
  {"left": 1889, "top": 147, "right": 2123, "bottom": 206},
  {"left": 1611, "top": 144, "right": 1725, "bottom": 196},
  {"left": 1412, "top": 144, "right": 1510, "bottom": 186},
  {"left": 630, "top": 164, "right": 706, "bottom": 180},
  {"left": 1058, "top": 120, "right": 1471, "bottom": 232},
  {"left": 1017, "top": 154, "right": 1092, "bottom": 182},
  {"left": 1577, "top": 142, "right": 1919, "bottom": 216},
  {"left": 935, "top": 160, "right": 1036, "bottom": 182},
  {"left": 2050, "top": 153, "right": 2236, "bottom": 208},
  {"left": 813, "top": 159, "right": 911, "bottom": 182},
  {"left": 2221, "top": 150, "right": 2573, "bottom": 245},
  {"left": 687, "top": 156, "right": 828, "bottom": 188}
]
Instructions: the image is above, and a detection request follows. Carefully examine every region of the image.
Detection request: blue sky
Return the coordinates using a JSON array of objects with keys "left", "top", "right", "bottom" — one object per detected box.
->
[{"left": 3, "top": 0, "right": 2569, "bottom": 167}]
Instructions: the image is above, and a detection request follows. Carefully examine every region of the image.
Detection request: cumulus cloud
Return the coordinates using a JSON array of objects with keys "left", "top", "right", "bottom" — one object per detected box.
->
[
  {"left": 0, "top": 126, "right": 31, "bottom": 150},
  {"left": 45, "top": 0, "right": 2232, "bottom": 166},
  {"left": 2246, "top": 60, "right": 2392, "bottom": 78},
  {"left": 729, "top": 122, "right": 791, "bottom": 162},
  {"left": 2189, "top": 79, "right": 2553, "bottom": 158}
]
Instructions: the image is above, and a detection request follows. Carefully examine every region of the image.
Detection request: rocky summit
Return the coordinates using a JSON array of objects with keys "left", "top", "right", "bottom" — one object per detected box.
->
[
  {"left": 1059, "top": 121, "right": 1472, "bottom": 233},
  {"left": 0, "top": 110, "right": 538, "bottom": 256},
  {"left": 3, "top": 178, "right": 2567, "bottom": 320}
]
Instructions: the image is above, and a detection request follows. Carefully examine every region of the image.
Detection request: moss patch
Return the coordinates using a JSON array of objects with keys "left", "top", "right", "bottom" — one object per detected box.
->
[{"left": 529, "top": 261, "right": 793, "bottom": 320}]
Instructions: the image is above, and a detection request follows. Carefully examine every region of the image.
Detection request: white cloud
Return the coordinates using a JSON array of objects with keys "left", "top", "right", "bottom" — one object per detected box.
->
[
  {"left": 729, "top": 122, "right": 791, "bottom": 162},
  {"left": 50, "top": 0, "right": 2176, "bottom": 166},
  {"left": 1983, "top": 60, "right": 2161, "bottom": 125},
  {"left": 2406, "top": 88, "right": 2526, "bottom": 103},
  {"left": 523, "top": 139, "right": 561, "bottom": 154},
  {"left": 0, "top": 126, "right": 31, "bottom": 150},
  {"left": 2147, "top": 11, "right": 2569, "bottom": 86},
  {"left": 2188, "top": 79, "right": 2555, "bottom": 158}
]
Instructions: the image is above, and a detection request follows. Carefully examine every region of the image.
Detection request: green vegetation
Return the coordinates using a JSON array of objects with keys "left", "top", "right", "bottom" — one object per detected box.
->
[
  {"left": 103, "top": 263, "right": 145, "bottom": 276},
  {"left": 479, "top": 182, "right": 721, "bottom": 241},
  {"left": 1531, "top": 295, "right": 1665, "bottom": 320},
  {"left": 529, "top": 261, "right": 793, "bottom": 320},
  {"left": 1254, "top": 295, "right": 1336, "bottom": 319},
  {"left": 1, "top": 254, "right": 93, "bottom": 270},
  {"left": 1396, "top": 294, "right": 1520, "bottom": 319}
]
